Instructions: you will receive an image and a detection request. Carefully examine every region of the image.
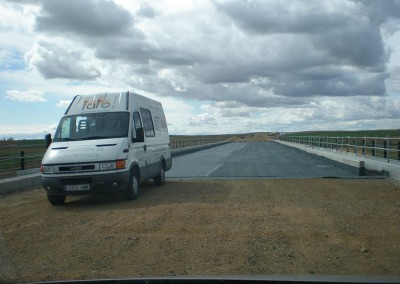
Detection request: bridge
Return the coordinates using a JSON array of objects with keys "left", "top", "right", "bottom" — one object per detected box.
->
[
  {"left": 2, "top": 135, "right": 399, "bottom": 194},
  {"left": 167, "top": 141, "right": 362, "bottom": 179}
]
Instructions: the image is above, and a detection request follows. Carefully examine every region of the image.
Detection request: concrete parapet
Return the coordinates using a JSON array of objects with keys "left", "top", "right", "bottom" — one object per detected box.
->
[
  {"left": 277, "top": 140, "right": 400, "bottom": 181},
  {"left": 171, "top": 141, "right": 230, "bottom": 157},
  {"left": 0, "top": 172, "right": 41, "bottom": 194}
]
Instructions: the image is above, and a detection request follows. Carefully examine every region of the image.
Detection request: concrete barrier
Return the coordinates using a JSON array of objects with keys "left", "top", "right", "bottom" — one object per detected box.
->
[
  {"left": 277, "top": 140, "right": 400, "bottom": 181},
  {"left": 0, "top": 172, "right": 41, "bottom": 194},
  {"left": 171, "top": 141, "right": 231, "bottom": 157}
]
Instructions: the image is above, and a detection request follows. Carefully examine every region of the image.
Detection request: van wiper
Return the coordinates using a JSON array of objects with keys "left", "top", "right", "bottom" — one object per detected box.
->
[
  {"left": 80, "top": 136, "right": 109, "bottom": 140},
  {"left": 54, "top": 138, "right": 78, "bottom": 142}
]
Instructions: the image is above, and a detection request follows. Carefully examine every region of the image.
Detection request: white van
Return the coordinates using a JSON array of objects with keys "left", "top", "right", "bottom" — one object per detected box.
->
[{"left": 40, "top": 91, "right": 172, "bottom": 205}]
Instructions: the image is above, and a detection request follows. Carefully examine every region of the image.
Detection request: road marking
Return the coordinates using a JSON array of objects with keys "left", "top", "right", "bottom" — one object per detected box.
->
[{"left": 205, "top": 164, "right": 223, "bottom": 176}]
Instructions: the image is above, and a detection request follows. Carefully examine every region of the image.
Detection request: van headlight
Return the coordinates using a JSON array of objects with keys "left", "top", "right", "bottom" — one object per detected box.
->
[
  {"left": 41, "top": 165, "right": 54, "bottom": 174},
  {"left": 99, "top": 160, "right": 126, "bottom": 171},
  {"left": 100, "top": 162, "right": 116, "bottom": 170}
]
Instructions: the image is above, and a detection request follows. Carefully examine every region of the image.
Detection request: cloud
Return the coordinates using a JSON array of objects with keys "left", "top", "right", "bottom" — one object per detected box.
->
[
  {"left": 25, "top": 40, "right": 101, "bottom": 80},
  {"left": 202, "top": 101, "right": 252, "bottom": 117},
  {"left": 36, "top": 0, "right": 134, "bottom": 37},
  {"left": 387, "top": 66, "right": 400, "bottom": 93},
  {"left": 5, "top": 89, "right": 46, "bottom": 102},
  {"left": 187, "top": 95, "right": 400, "bottom": 134},
  {"left": 189, "top": 113, "right": 217, "bottom": 126},
  {"left": 30, "top": 0, "right": 399, "bottom": 105},
  {"left": 136, "top": 3, "right": 158, "bottom": 18},
  {"left": 2, "top": 0, "right": 400, "bottom": 136},
  {"left": 113, "top": 0, "right": 399, "bottom": 109},
  {"left": 216, "top": 0, "right": 361, "bottom": 34}
]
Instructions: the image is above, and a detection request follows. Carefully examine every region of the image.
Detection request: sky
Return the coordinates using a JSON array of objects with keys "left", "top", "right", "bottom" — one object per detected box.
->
[{"left": 1, "top": 0, "right": 400, "bottom": 139}]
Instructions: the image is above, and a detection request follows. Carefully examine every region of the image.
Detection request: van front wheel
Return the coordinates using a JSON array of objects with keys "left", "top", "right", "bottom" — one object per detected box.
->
[
  {"left": 124, "top": 170, "right": 139, "bottom": 200},
  {"left": 154, "top": 165, "right": 165, "bottom": 186},
  {"left": 47, "top": 194, "right": 66, "bottom": 206}
]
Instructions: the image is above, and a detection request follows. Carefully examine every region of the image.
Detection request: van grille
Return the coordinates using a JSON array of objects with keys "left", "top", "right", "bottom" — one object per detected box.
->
[
  {"left": 59, "top": 165, "right": 95, "bottom": 172},
  {"left": 55, "top": 163, "right": 98, "bottom": 173}
]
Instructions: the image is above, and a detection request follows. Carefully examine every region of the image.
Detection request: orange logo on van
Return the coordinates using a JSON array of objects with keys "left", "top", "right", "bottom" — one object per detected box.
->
[{"left": 81, "top": 97, "right": 111, "bottom": 110}]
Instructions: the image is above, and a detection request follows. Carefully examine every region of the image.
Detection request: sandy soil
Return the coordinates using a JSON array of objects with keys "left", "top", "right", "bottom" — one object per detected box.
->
[{"left": 1, "top": 178, "right": 400, "bottom": 282}]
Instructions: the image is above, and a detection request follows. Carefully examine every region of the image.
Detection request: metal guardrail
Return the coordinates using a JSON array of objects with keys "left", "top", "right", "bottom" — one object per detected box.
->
[
  {"left": 170, "top": 137, "right": 226, "bottom": 150},
  {"left": 0, "top": 143, "right": 46, "bottom": 178},
  {"left": 280, "top": 136, "right": 400, "bottom": 163}
]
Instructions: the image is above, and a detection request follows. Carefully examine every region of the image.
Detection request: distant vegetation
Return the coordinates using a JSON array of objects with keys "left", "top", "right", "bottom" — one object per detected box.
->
[
  {"left": 2, "top": 129, "right": 399, "bottom": 146},
  {"left": 285, "top": 129, "right": 400, "bottom": 138},
  {"left": 0, "top": 139, "right": 45, "bottom": 147}
]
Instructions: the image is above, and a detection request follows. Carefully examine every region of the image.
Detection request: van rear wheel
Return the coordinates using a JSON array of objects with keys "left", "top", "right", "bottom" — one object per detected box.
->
[
  {"left": 47, "top": 194, "right": 66, "bottom": 206},
  {"left": 124, "top": 169, "right": 139, "bottom": 200}
]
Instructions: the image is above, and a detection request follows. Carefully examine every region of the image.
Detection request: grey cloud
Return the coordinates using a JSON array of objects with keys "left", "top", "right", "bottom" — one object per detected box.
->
[
  {"left": 314, "top": 27, "right": 387, "bottom": 70},
  {"left": 193, "top": 64, "right": 252, "bottom": 84},
  {"left": 217, "top": 0, "right": 389, "bottom": 69},
  {"left": 31, "top": 0, "right": 400, "bottom": 111},
  {"left": 219, "top": 109, "right": 251, "bottom": 118},
  {"left": 93, "top": 37, "right": 154, "bottom": 64},
  {"left": 387, "top": 67, "right": 400, "bottom": 93},
  {"left": 4, "top": 0, "right": 41, "bottom": 5},
  {"left": 136, "top": 3, "right": 158, "bottom": 18},
  {"left": 357, "top": 0, "right": 400, "bottom": 25},
  {"left": 210, "top": 101, "right": 245, "bottom": 109},
  {"left": 35, "top": 1, "right": 199, "bottom": 66},
  {"left": 310, "top": 96, "right": 400, "bottom": 122},
  {"left": 25, "top": 40, "right": 101, "bottom": 80},
  {"left": 273, "top": 72, "right": 389, "bottom": 97},
  {"left": 216, "top": 0, "right": 362, "bottom": 34},
  {"left": 36, "top": 0, "right": 133, "bottom": 37},
  {"left": 94, "top": 39, "right": 198, "bottom": 67},
  {"left": 147, "top": 77, "right": 313, "bottom": 108}
]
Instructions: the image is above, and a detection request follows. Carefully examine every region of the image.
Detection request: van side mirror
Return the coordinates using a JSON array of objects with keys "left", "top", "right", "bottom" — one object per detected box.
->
[
  {"left": 132, "top": 127, "right": 144, "bottom": 143},
  {"left": 45, "top": 134, "right": 52, "bottom": 148}
]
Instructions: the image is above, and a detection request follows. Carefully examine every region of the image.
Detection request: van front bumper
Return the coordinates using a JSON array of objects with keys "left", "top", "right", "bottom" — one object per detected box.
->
[{"left": 41, "top": 171, "right": 130, "bottom": 195}]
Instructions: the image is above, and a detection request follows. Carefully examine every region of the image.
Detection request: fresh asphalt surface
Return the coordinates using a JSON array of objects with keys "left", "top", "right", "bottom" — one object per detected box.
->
[{"left": 166, "top": 141, "right": 359, "bottom": 179}]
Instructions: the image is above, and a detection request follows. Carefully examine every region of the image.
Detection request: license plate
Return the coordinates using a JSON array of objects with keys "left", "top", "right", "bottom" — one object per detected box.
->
[{"left": 64, "top": 184, "right": 90, "bottom": 191}]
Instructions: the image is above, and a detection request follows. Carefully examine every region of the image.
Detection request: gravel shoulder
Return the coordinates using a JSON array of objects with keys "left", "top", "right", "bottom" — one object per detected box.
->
[{"left": 1, "top": 178, "right": 400, "bottom": 282}]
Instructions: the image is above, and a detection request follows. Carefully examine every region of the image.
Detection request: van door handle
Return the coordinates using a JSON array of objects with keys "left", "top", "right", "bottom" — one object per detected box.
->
[{"left": 143, "top": 145, "right": 147, "bottom": 151}]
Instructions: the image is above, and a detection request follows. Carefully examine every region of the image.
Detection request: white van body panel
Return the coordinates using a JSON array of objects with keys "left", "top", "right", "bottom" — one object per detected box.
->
[
  {"left": 42, "top": 138, "right": 128, "bottom": 165},
  {"left": 41, "top": 91, "right": 171, "bottom": 199}
]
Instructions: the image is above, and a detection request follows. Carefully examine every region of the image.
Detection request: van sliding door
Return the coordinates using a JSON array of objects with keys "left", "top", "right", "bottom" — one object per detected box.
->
[
  {"left": 140, "top": 108, "right": 159, "bottom": 178},
  {"left": 131, "top": 111, "right": 148, "bottom": 179}
]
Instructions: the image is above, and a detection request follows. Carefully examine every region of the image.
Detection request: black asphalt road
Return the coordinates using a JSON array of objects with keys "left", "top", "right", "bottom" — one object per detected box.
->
[{"left": 166, "top": 141, "right": 359, "bottom": 178}]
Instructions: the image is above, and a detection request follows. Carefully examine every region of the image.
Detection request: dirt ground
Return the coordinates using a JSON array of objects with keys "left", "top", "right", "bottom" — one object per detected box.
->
[{"left": 1, "top": 178, "right": 400, "bottom": 282}]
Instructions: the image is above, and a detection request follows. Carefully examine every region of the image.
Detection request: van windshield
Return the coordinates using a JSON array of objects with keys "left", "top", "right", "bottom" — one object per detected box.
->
[{"left": 53, "top": 112, "right": 129, "bottom": 142}]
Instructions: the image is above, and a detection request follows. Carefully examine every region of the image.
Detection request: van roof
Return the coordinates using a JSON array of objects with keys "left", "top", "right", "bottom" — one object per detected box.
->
[{"left": 65, "top": 92, "right": 130, "bottom": 115}]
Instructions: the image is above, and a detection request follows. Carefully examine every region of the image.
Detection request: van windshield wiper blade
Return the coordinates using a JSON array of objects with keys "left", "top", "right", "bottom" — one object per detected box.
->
[
  {"left": 54, "top": 138, "right": 78, "bottom": 142},
  {"left": 80, "top": 136, "right": 110, "bottom": 140}
]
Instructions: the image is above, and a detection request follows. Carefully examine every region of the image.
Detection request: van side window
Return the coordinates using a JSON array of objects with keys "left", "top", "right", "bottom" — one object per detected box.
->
[
  {"left": 140, "top": 108, "right": 155, "bottom": 137},
  {"left": 132, "top": 112, "right": 142, "bottom": 139}
]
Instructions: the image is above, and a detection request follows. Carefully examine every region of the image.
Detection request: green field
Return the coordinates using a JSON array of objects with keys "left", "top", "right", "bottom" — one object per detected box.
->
[{"left": 0, "top": 140, "right": 46, "bottom": 178}]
